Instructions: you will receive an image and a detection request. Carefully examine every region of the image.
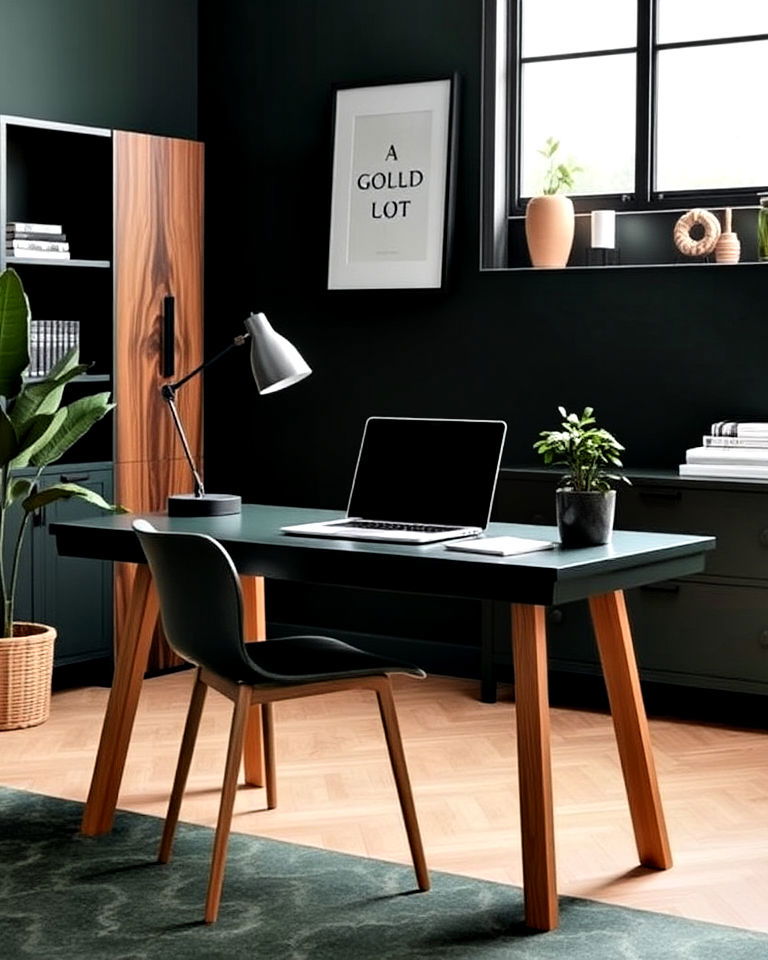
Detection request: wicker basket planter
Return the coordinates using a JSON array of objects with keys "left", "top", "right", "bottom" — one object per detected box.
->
[{"left": 0, "top": 623, "right": 57, "bottom": 730}]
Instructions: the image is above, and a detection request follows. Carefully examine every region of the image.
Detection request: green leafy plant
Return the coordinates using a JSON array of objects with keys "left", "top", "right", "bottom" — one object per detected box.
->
[
  {"left": 533, "top": 406, "right": 629, "bottom": 492},
  {"left": 0, "top": 267, "right": 122, "bottom": 636},
  {"left": 758, "top": 198, "right": 768, "bottom": 261},
  {"left": 538, "top": 137, "right": 582, "bottom": 195}
]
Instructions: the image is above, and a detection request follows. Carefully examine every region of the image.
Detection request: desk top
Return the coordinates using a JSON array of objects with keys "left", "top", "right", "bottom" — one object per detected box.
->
[{"left": 51, "top": 504, "right": 715, "bottom": 606}]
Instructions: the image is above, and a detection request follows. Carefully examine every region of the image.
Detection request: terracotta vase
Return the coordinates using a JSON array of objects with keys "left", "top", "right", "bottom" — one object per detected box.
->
[{"left": 525, "top": 194, "right": 575, "bottom": 268}]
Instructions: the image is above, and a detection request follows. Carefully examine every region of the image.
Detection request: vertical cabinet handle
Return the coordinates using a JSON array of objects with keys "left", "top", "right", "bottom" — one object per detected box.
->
[{"left": 162, "top": 295, "right": 175, "bottom": 378}]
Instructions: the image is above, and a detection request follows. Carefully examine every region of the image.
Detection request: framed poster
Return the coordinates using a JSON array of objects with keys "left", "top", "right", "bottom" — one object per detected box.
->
[{"left": 327, "top": 77, "right": 456, "bottom": 290}]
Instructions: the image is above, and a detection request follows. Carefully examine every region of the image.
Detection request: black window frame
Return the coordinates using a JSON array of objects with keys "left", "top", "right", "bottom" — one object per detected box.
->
[{"left": 481, "top": 0, "right": 768, "bottom": 266}]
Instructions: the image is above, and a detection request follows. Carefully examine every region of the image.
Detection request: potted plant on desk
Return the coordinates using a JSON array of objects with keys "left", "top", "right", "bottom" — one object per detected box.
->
[
  {"left": 534, "top": 406, "right": 628, "bottom": 547},
  {"left": 0, "top": 268, "right": 120, "bottom": 730}
]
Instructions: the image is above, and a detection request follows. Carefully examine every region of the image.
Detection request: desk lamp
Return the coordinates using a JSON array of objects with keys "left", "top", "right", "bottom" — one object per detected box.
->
[{"left": 163, "top": 311, "right": 311, "bottom": 517}]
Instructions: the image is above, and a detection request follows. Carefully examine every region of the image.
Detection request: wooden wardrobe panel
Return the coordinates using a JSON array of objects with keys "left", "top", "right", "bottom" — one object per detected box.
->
[
  {"left": 113, "top": 130, "right": 204, "bottom": 671},
  {"left": 113, "top": 130, "right": 204, "bottom": 469}
]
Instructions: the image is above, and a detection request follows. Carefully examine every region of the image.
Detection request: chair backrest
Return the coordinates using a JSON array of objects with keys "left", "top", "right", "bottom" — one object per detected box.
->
[{"left": 133, "top": 520, "right": 257, "bottom": 680}]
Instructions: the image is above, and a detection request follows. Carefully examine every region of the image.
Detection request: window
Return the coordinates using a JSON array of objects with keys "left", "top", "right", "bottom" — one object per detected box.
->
[{"left": 481, "top": 0, "right": 768, "bottom": 267}]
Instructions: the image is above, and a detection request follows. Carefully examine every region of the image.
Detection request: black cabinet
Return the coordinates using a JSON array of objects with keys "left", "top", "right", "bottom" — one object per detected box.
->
[
  {"left": 492, "top": 468, "right": 768, "bottom": 696},
  {"left": 9, "top": 462, "right": 113, "bottom": 667}
]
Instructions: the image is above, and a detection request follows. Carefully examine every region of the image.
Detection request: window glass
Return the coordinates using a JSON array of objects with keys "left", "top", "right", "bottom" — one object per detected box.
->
[
  {"left": 522, "top": 0, "right": 636, "bottom": 58},
  {"left": 655, "top": 41, "right": 768, "bottom": 191},
  {"left": 520, "top": 55, "right": 636, "bottom": 197},
  {"left": 657, "top": 1, "right": 768, "bottom": 44}
]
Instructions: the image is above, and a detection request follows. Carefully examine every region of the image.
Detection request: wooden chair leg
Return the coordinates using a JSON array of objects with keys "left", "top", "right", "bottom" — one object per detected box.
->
[
  {"left": 262, "top": 702, "right": 277, "bottom": 809},
  {"left": 241, "top": 575, "right": 266, "bottom": 787},
  {"left": 204, "top": 685, "right": 251, "bottom": 924},
  {"left": 158, "top": 669, "right": 208, "bottom": 864},
  {"left": 375, "top": 678, "right": 430, "bottom": 892}
]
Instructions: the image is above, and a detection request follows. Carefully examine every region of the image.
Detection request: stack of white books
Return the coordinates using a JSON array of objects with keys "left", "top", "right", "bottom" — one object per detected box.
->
[
  {"left": 6, "top": 221, "right": 70, "bottom": 260},
  {"left": 680, "top": 422, "right": 768, "bottom": 479}
]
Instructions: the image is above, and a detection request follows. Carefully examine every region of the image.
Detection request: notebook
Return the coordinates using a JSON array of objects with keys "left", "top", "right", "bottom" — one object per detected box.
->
[{"left": 281, "top": 417, "right": 507, "bottom": 544}]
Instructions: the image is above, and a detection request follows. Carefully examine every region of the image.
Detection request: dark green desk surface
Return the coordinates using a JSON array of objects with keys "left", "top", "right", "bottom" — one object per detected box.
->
[{"left": 51, "top": 504, "right": 715, "bottom": 607}]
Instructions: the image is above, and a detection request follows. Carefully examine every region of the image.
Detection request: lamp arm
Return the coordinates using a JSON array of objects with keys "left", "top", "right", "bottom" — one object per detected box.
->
[
  {"left": 161, "top": 332, "right": 250, "bottom": 500},
  {"left": 161, "top": 387, "right": 206, "bottom": 498},
  {"left": 166, "top": 332, "right": 250, "bottom": 394}
]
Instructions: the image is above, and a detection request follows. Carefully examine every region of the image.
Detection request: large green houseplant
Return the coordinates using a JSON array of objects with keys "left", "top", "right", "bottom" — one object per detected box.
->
[
  {"left": 533, "top": 406, "right": 627, "bottom": 546},
  {"left": 0, "top": 267, "right": 119, "bottom": 729}
]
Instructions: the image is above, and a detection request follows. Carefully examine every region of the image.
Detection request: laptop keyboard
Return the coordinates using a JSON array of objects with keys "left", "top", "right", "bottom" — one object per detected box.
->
[{"left": 337, "top": 520, "right": 458, "bottom": 533}]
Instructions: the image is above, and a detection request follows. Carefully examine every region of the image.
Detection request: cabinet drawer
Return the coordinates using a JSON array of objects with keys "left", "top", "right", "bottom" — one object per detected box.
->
[
  {"left": 493, "top": 478, "right": 557, "bottom": 525},
  {"left": 543, "top": 583, "right": 768, "bottom": 690},
  {"left": 619, "top": 486, "right": 768, "bottom": 581},
  {"left": 627, "top": 581, "right": 768, "bottom": 687}
]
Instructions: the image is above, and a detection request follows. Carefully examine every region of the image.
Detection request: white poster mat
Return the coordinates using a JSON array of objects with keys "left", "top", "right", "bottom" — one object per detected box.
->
[{"left": 328, "top": 79, "right": 452, "bottom": 289}]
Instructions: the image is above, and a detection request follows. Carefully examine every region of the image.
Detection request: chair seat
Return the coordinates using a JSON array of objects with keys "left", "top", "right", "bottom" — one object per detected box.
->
[{"left": 236, "top": 634, "right": 425, "bottom": 685}]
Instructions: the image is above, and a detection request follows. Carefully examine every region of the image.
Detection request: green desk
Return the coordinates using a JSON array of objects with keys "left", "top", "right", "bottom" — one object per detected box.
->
[{"left": 52, "top": 504, "right": 715, "bottom": 931}]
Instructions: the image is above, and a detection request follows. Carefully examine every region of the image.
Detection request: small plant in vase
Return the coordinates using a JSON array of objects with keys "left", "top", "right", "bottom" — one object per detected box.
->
[
  {"left": 525, "top": 137, "right": 582, "bottom": 269},
  {"left": 533, "top": 406, "right": 628, "bottom": 547}
]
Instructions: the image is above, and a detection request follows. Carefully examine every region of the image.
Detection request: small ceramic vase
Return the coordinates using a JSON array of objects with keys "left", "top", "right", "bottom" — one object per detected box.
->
[{"left": 525, "top": 195, "right": 575, "bottom": 268}]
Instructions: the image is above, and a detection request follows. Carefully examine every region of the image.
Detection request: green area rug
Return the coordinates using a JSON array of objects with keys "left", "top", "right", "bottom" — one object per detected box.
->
[{"left": 0, "top": 786, "right": 765, "bottom": 959}]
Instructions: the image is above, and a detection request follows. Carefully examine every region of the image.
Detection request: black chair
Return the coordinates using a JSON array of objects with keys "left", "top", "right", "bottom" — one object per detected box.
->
[{"left": 132, "top": 519, "right": 429, "bottom": 923}]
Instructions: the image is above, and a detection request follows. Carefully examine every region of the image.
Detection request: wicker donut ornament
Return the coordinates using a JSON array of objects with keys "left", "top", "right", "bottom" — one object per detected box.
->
[{"left": 673, "top": 208, "right": 721, "bottom": 257}]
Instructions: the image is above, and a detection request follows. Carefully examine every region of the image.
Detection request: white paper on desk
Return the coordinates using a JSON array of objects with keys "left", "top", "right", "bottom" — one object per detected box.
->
[{"left": 444, "top": 536, "right": 556, "bottom": 556}]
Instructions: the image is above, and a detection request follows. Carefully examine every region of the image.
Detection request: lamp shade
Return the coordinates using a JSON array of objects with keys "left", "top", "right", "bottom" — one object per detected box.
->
[{"left": 245, "top": 312, "right": 312, "bottom": 394}]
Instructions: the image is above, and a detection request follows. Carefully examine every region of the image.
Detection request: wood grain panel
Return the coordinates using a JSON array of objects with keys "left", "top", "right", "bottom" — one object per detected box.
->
[
  {"left": 114, "top": 130, "right": 204, "bottom": 468},
  {"left": 113, "top": 131, "right": 204, "bottom": 671}
]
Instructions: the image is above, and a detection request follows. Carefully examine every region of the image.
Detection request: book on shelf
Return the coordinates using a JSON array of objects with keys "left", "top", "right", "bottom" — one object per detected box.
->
[
  {"left": 28, "top": 320, "right": 80, "bottom": 377},
  {"left": 710, "top": 421, "right": 768, "bottom": 438},
  {"left": 702, "top": 435, "right": 768, "bottom": 448},
  {"left": 6, "top": 230, "right": 66, "bottom": 242},
  {"left": 679, "top": 463, "right": 768, "bottom": 479},
  {"left": 6, "top": 220, "right": 63, "bottom": 235},
  {"left": 7, "top": 248, "right": 70, "bottom": 260},
  {"left": 7, "top": 239, "right": 70, "bottom": 252},
  {"left": 686, "top": 446, "right": 768, "bottom": 465}
]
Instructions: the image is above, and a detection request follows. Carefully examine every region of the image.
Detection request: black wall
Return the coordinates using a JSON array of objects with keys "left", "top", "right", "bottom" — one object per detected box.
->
[
  {"left": 0, "top": 0, "right": 197, "bottom": 137},
  {"left": 198, "top": 1, "right": 767, "bottom": 659},
  {"left": 199, "top": 0, "right": 766, "bottom": 504},
  {"left": 2, "top": 2, "right": 764, "bottom": 669}
]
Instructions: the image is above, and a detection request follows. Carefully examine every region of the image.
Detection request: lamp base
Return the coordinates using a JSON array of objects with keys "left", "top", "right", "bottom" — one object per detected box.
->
[{"left": 167, "top": 493, "right": 242, "bottom": 517}]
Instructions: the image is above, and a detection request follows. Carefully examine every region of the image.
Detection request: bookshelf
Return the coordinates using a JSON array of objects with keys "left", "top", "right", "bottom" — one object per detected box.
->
[{"left": 0, "top": 115, "right": 204, "bottom": 668}]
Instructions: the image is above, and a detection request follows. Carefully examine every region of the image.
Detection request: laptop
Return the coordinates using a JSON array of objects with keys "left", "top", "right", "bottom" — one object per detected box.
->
[{"left": 281, "top": 416, "right": 507, "bottom": 544}]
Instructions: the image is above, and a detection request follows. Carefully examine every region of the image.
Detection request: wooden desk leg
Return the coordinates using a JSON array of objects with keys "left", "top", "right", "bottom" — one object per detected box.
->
[
  {"left": 241, "top": 575, "right": 266, "bottom": 787},
  {"left": 511, "top": 603, "right": 558, "bottom": 931},
  {"left": 81, "top": 564, "right": 159, "bottom": 835},
  {"left": 588, "top": 590, "right": 672, "bottom": 869}
]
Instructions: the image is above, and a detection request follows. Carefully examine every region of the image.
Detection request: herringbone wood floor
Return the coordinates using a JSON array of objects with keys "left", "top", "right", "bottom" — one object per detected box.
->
[{"left": 1, "top": 672, "right": 766, "bottom": 932}]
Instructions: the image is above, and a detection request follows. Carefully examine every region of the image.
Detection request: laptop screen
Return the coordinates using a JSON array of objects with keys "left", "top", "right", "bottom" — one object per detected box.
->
[{"left": 347, "top": 417, "right": 507, "bottom": 528}]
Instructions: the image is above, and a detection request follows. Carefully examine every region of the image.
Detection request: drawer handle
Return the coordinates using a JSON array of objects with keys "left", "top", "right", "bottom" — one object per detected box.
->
[
  {"left": 759, "top": 630, "right": 768, "bottom": 649},
  {"left": 548, "top": 608, "right": 564, "bottom": 625},
  {"left": 759, "top": 529, "right": 768, "bottom": 548},
  {"left": 60, "top": 473, "right": 90, "bottom": 483}
]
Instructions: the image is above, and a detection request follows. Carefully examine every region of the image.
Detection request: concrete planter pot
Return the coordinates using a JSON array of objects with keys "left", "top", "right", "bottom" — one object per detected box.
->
[
  {"left": 556, "top": 489, "right": 616, "bottom": 548},
  {"left": 525, "top": 194, "right": 575, "bottom": 268}
]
